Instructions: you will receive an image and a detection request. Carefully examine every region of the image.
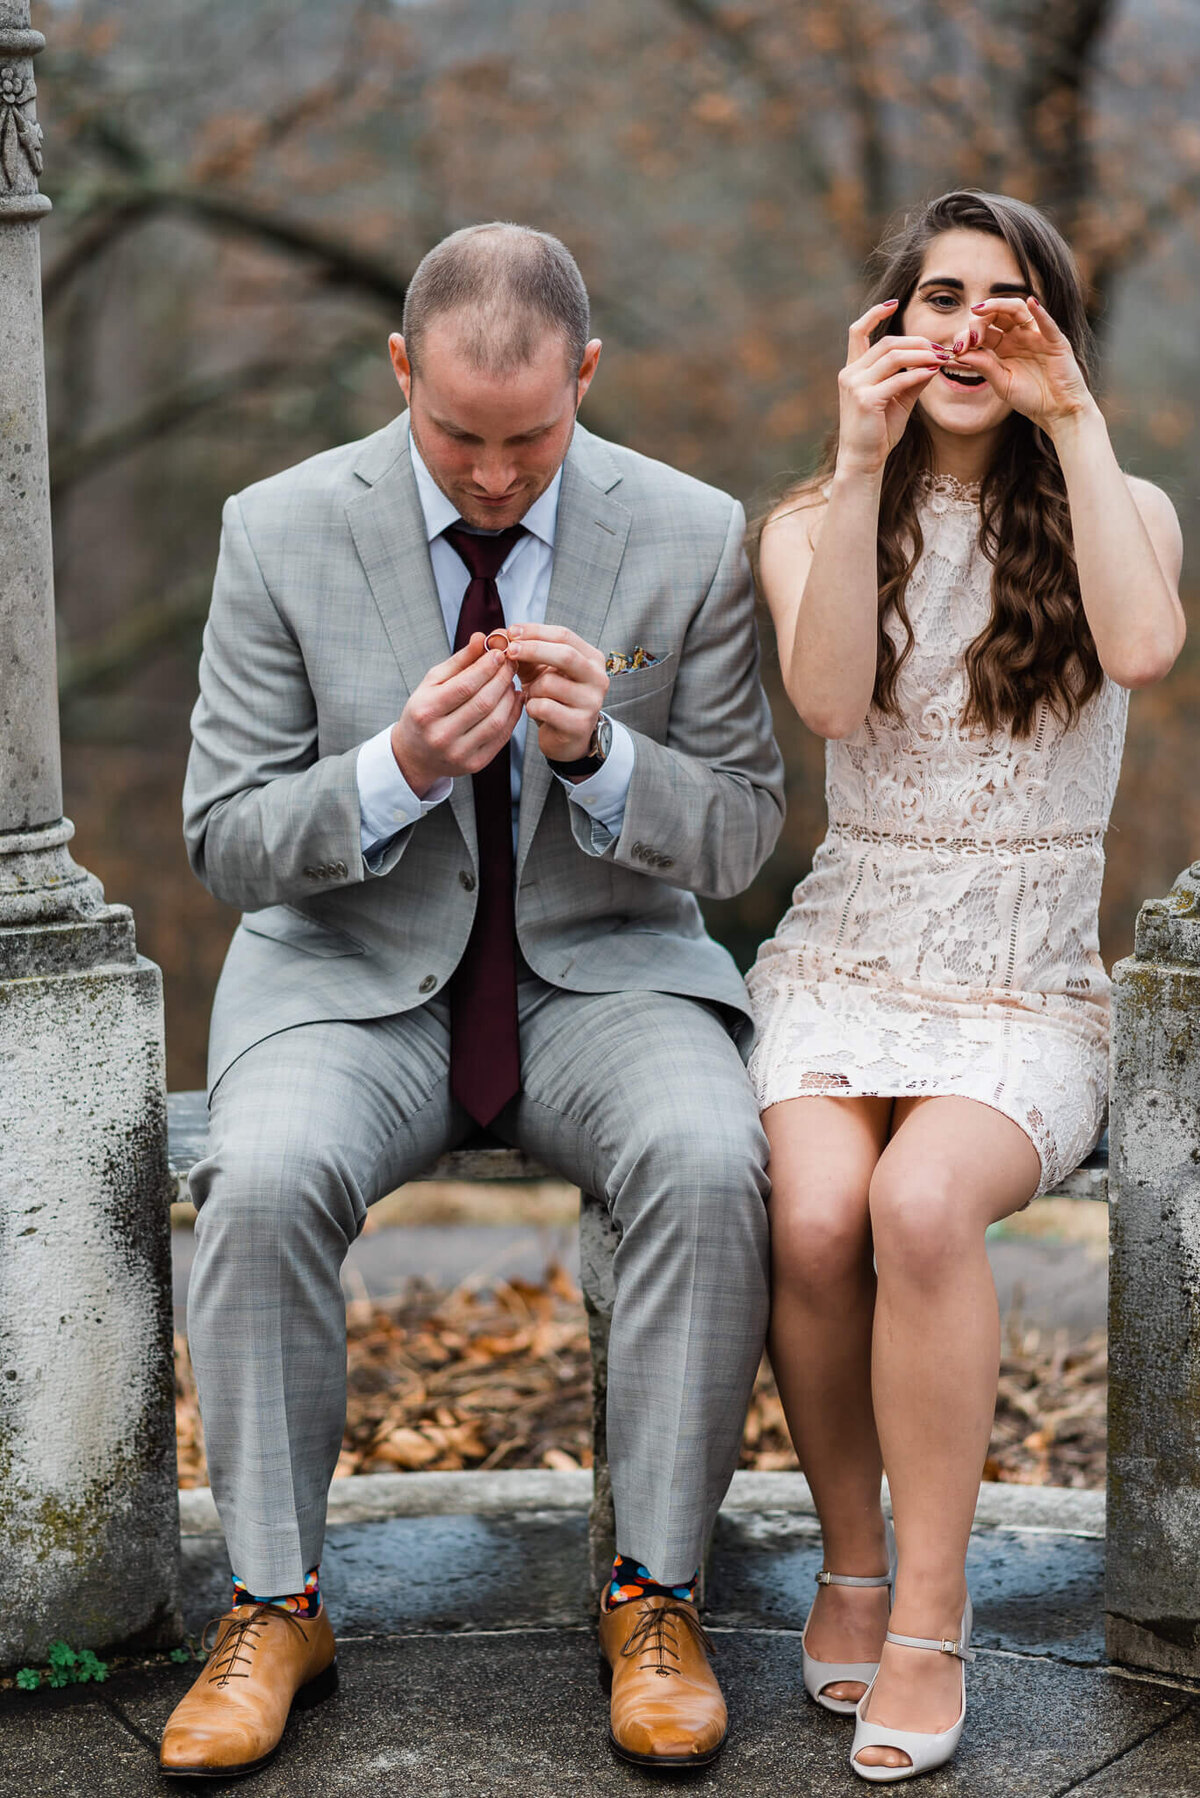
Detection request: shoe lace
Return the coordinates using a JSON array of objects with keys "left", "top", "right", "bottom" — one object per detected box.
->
[
  {"left": 200, "top": 1602, "right": 310, "bottom": 1689},
  {"left": 620, "top": 1602, "right": 716, "bottom": 1681}
]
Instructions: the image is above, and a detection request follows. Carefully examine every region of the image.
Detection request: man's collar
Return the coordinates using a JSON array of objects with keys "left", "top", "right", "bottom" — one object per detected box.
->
[{"left": 409, "top": 424, "right": 562, "bottom": 548}]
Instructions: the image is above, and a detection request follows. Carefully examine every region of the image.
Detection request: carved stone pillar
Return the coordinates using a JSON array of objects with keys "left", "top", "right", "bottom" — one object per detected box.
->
[
  {"left": 0, "top": 3, "right": 181, "bottom": 1666},
  {"left": 1106, "top": 862, "right": 1200, "bottom": 1678}
]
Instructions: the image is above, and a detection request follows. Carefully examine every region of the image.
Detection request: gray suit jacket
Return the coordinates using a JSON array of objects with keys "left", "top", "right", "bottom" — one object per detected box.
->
[{"left": 183, "top": 413, "right": 785, "bottom": 1094}]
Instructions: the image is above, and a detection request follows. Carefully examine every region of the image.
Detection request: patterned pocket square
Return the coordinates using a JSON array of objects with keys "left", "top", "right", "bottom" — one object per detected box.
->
[{"left": 605, "top": 646, "right": 664, "bottom": 675}]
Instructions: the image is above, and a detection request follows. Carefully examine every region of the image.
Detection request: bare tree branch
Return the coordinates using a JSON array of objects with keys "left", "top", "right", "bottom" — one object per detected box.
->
[
  {"left": 1017, "top": 0, "right": 1118, "bottom": 229},
  {"left": 58, "top": 579, "right": 212, "bottom": 704},
  {"left": 50, "top": 361, "right": 293, "bottom": 499},
  {"left": 660, "top": 0, "right": 834, "bottom": 200}
]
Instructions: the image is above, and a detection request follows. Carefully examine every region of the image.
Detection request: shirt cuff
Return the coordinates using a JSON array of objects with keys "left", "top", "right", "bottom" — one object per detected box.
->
[
  {"left": 357, "top": 726, "right": 452, "bottom": 856},
  {"left": 553, "top": 716, "right": 635, "bottom": 838}
]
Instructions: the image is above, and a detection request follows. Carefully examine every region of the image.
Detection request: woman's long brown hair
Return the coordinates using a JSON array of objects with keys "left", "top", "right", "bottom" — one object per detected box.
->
[{"left": 771, "top": 190, "right": 1103, "bottom": 737}]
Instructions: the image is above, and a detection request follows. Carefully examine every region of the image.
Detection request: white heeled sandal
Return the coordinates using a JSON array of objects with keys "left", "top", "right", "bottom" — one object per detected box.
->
[
  {"left": 849, "top": 1592, "right": 974, "bottom": 1783},
  {"left": 801, "top": 1520, "right": 897, "bottom": 1716}
]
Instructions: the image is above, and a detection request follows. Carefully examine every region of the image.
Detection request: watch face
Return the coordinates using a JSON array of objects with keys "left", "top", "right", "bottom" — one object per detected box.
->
[{"left": 595, "top": 716, "right": 613, "bottom": 760}]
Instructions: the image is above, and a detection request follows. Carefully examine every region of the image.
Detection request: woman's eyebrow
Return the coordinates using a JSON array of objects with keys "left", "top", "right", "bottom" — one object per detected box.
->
[{"left": 917, "top": 276, "right": 1029, "bottom": 294}]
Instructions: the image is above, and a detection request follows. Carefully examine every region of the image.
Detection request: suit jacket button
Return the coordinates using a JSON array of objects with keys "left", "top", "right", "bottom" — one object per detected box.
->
[
  {"left": 303, "top": 866, "right": 318, "bottom": 879},
  {"left": 335, "top": 860, "right": 348, "bottom": 877},
  {"left": 419, "top": 975, "right": 437, "bottom": 994},
  {"left": 659, "top": 856, "right": 674, "bottom": 869},
  {"left": 459, "top": 870, "right": 476, "bottom": 892}
]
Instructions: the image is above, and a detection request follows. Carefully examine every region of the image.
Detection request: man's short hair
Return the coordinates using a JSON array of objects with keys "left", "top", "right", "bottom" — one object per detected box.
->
[{"left": 402, "top": 223, "right": 590, "bottom": 379}]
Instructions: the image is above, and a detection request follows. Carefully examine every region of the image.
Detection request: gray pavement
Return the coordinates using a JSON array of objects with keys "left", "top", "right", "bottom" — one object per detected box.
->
[
  {"left": 171, "top": 1223, "right": 1108, "bottom": 1336},
  {"left": 2, "top": 1475, "right": 1196, "bottom": 1797}
]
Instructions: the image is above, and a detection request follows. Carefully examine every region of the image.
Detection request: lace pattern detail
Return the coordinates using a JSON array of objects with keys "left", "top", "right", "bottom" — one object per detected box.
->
[
  {"left": 747, "top": 489, "right": 1126, "bottom": 1196},
  {"left": 917, "top": 469, "right": 982, "bottom": 505}
]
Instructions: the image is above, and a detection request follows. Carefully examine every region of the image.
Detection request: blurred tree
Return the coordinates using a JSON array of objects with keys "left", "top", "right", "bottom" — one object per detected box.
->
[{"left": 29, "top": 0, "right": 1200, "bottom": 1082}]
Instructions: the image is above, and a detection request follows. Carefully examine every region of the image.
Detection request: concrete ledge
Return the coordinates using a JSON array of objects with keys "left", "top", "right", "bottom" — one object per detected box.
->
[{"left": 179, "top": 1469, "right": 1105, "bottom": 1539}]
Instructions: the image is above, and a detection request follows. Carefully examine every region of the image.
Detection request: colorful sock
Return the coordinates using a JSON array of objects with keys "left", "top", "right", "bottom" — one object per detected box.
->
[
  {"left": 606, "top": 1555, "right": 699, "bottom": 1610},
  {"left": 230, "top": 1564, "right": 321, "bottom": 1619}
]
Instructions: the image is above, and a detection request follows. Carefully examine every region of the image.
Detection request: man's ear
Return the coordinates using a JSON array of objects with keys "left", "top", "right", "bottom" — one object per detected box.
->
[
  {"left": 576, "top": 338, "right": 603, "bottom": 409},
  {"left": 389, "top": 333, "right": 413, "bottom": 402}
]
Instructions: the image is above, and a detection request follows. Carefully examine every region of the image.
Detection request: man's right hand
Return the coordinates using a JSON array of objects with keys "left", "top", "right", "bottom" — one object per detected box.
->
[{"left": 390, "top": 633, "right": 522, "bottom": 797}]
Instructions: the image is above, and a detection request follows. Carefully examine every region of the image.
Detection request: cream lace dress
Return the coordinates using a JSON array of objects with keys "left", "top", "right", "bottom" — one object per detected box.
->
[{"left": 747, "top": 474, "right": 1128, "bottom": 1195}]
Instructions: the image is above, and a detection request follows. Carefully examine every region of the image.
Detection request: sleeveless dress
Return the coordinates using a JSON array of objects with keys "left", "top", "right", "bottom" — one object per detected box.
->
[{"left": 746, "top": 473, "right": 1128, "bottom": 1196}]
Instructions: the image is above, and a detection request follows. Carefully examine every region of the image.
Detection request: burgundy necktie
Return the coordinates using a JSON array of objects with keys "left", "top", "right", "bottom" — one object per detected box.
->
[{"left": 442, "top": 522, "right": 527, "bottom": 1127}]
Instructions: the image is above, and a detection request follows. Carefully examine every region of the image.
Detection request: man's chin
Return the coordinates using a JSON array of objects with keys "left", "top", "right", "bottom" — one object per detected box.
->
[{"left": 456, "top": 499, "right": 527, "bottom": 530}]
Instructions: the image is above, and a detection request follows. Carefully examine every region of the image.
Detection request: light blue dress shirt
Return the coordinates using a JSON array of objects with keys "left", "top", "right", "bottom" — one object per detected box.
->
[{"left": 357, "top": 434, "right": 635, "bottom": 859}]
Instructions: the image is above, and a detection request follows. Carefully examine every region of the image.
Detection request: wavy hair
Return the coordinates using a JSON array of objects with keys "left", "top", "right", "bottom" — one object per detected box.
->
[{"left": 773, "top": 190, "right": 1103, "bottom": 737}]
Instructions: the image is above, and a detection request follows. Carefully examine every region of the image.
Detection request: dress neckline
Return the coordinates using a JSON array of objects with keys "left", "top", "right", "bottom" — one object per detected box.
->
[{"left": 917, "top": 469, "right": 982, "bottom": 506}]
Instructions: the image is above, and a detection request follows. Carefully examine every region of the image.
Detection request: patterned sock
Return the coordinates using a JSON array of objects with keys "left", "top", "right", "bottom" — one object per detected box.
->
[
  {"left": 230, "top": 1564, "right": 321, "bottom": 1619},
  {"left": 606, "top": 1555, "right": 699, "bottom": 1610}
]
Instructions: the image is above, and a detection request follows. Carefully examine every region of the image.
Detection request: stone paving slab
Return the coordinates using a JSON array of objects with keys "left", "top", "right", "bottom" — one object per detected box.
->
[
  {"left": 5, "top": 1483, "right": 1195, "bottom": 1797},
  {"left": 707, "top": 1512, "right": 1108, "bottom": 1664},
  {"left": 1, "top": 1632, "right": 1193, "bottom": 1798},
  {"left": 1071, "top": 1703, "right": 1200, "bottom": 1794},
  {"left": 182, "top": 1507, "right": 1107, "bottom": 1665}
]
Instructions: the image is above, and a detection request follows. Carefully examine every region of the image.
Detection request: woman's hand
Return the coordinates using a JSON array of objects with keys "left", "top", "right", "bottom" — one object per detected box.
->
[
  {"left": 951, "top": 295, "right": 1096, "bottom": 435},
  {"left": 835, "top": 299, "right": 944, "bottom": 477}
]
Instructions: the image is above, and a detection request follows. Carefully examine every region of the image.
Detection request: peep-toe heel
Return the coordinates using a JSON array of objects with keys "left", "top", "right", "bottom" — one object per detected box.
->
[
  {"left": 849, "top": 1591, "right": 974, "bottom": 1782},
  {"left": 801, "top": 1519, "right": 896, "bottom": 1716}
]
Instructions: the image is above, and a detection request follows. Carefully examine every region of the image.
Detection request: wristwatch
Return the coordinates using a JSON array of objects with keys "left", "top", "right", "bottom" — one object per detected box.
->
[{"left": 546, "top": 713, "right": 613, "bottom": 779}]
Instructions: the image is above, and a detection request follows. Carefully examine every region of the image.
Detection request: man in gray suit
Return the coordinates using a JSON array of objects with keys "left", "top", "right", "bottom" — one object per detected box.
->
[{"left": 162, "top": 224, "right": 783, "bottom": 1779}]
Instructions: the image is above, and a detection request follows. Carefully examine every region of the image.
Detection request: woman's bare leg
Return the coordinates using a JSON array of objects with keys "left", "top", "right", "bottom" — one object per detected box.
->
[
  {"left": 854, "top": 1095, "right": 1041, "bottom": 1771},
  {"left": 765, "top": 1094, "right": 893, "bottom": 1704}
]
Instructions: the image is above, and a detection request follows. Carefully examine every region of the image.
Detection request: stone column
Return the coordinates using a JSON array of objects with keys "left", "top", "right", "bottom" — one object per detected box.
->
[
  {"left": 1106, "top": 862, "right": 1200, "bottom": 1679},
  {"left": 0, "top": 4, "right": 180, "bottom": 1666}
]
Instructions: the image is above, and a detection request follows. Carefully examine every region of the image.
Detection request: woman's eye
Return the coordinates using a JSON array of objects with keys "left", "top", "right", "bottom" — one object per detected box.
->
[{"left": 927, "top": 294, "right": 957, "bottom": 309}]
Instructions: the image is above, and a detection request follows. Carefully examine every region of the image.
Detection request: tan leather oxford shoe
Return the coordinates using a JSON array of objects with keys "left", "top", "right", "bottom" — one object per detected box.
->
[
  {"left": 160, "top": 1602, "right": 338, "bottom": 1779},
  {"left": 598, "top": 1594, "right": 728, "bottom": 1769}
]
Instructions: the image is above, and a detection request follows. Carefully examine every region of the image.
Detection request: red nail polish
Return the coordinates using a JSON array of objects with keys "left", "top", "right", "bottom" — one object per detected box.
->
[{"left": 971, "top": 301, "right": 987, "bottom": 313}]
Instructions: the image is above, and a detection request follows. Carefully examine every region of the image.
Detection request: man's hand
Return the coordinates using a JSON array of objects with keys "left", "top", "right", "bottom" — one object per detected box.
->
[
  {"left": 390, "top": 633, "right": 522, "bottom": 796},
  {"left": 504, "top": 623, "right": 609, "bottom": 764}
]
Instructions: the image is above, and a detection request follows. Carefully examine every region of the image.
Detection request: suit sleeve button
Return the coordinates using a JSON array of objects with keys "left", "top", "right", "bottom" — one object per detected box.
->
[
  {"left": 335, "top": 861, "right": 348, "bottom": 877},
  {"left": 419, "top": 974, "right": 437, "bottom": 994},
  {"left": 459, "top": 870, "right": 476, "bottom": 891},
  {"left": 303, "top": 866, "right": 317, "bottom": 879}
]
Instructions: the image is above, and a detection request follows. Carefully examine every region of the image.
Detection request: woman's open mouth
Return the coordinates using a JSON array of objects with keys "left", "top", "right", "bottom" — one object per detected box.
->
[{"left": 939, "top": 365, "right": 987, "bottom": 388}]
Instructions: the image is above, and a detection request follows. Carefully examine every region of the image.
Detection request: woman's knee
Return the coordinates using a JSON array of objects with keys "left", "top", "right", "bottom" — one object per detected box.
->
[
  {"left": 868, "top": 1162, "right": 974, "bottom": 1284},
  {"left": 770, "top": 1186, "right": 873, "bottom": 1302}
]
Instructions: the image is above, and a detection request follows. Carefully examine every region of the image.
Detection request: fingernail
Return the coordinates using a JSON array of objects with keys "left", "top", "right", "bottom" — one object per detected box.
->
[
  {"left": 491, "top": 650, "right": 506, "bottom": 666},
  {"left": 934, "top": 346, "right": 951, "bottom": 359},
  {"left": 883, "top": 297, "right": 899, "bottom": 307},
  {"left": 952, "top": 338, "right": 964, "bottom": 354},
  {"left": 970, "top": 301, "right": 987, "bottom": 313}
]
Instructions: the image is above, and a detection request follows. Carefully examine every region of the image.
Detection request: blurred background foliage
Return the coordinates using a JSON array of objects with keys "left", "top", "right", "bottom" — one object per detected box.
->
[{"left": 31, "top": 0, "right": 1200, "bottom": 1087}]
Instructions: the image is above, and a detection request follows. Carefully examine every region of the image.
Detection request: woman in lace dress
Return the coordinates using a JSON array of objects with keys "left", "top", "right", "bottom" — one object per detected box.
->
[{"left": 748, "top": 190, "right": 1184, "bottom": 1782}]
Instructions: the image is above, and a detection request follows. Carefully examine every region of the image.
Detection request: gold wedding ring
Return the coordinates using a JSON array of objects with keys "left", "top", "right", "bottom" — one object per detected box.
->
[{"left": 485, "top": 628, "right": 512, "bottom": 653}]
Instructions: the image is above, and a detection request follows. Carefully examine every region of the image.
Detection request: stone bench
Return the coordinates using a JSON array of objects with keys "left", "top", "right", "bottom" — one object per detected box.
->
[{"left": 166, "top": 1090, "right": 1109, "bottom": 1590}]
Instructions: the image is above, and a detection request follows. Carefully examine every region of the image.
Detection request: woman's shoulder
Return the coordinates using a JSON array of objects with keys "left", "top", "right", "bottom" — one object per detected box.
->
[
  {"left": 760, "top": 481, "right": 829, "bottom": 544},
  {"left": 1123, "top": 471, "right": 1178, "bottom": 516},
  {"left": 1123, "top": 473, "right": 1183, "bottom": 574}
]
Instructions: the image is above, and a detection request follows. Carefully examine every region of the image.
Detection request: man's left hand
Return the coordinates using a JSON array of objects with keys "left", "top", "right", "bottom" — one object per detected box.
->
[{"left": 504, "top": 624, "right": 610, "bottom": 763}]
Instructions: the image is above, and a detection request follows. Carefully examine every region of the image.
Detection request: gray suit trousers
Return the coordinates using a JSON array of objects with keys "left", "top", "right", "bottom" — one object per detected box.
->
[{"left": 187, "top": 974, "right": 770, "bottom": 1596}]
